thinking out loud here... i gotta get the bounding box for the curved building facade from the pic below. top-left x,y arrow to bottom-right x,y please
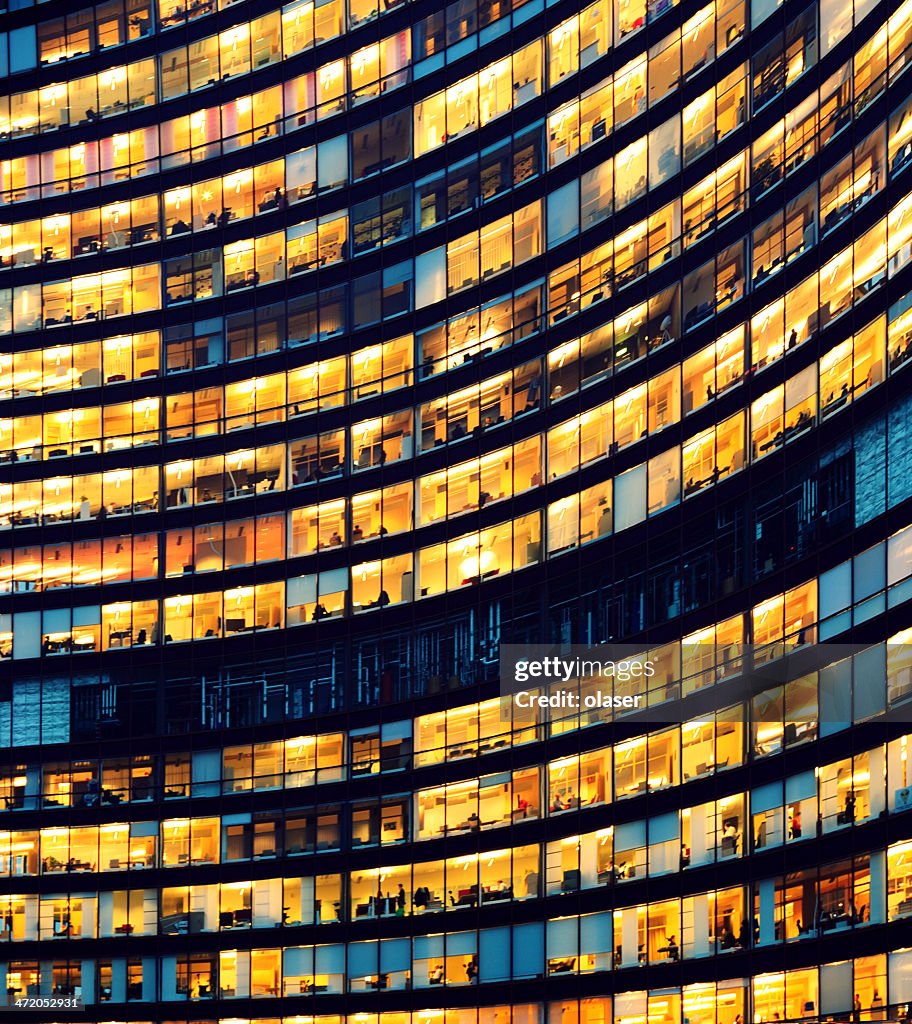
3,0 -> 912,1020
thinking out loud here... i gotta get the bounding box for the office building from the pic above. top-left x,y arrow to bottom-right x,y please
2,0 -> 912,1019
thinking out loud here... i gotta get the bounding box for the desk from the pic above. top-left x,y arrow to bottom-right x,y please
893,143 -> 912,175
478,738 -> 508,752
549,958 -> 576,974
226,272 -> 251,290
290,257 -> 320,274
481,887 -> 512,903
225,484 -> 256,500
357,896 -> 397,918
891,339 -> 912,370
684,472 -> 717,496
759,433 -> 784,454
818,910 -> 853,931
462,569 -> 500,585
129,224 -> 156,244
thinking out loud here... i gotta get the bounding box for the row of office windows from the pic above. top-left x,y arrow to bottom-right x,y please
0,306 -> 900,614
0,66 -> 750,311
0,54 -> 898,324
0,27 -> 410,139
6,363 -> 912,643
1,147 -> 910,414
0,386 -> 898,645
0,968 -> 842,1023
8,0 -> 422,75
2,981 -> 910,1024
0,0 -> 746,273
3,0 -> 584,84
1,88 -> 906,322
3,614 -> 912,800
4,729 -> 912,874
20,0 -> 833,157
411,4 -> 736,159
0,28 -> 807,232
0,211 -> 890,429
0,511 -> 534,654
3,0 -> 898,212
0,0 -> 637,144
2,839 -> 911,948
0,689 -> 749,805
4,34 -> 908,304
0,480 -> 793,643
544,0 -> 811,172
0,122 -> 536,262
0,296 -> 891,543
0,325 -> 428,399
410,0 -> 892,169
3,0 -> 876,165
0,138 -> 899,400
0,668 -> 808,802
3,920 -> 912,1008
3,110 -> 909,385
0,812 -> 856,913
7,534 -> 912,725
0,0 -> 153,74
0,249 -> 896,492
9,568 -> 912,796
0,440 -> 535,566
7,860 -> 912,990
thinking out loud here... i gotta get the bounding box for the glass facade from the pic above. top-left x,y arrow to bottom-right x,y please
3,0 -> 912,1019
